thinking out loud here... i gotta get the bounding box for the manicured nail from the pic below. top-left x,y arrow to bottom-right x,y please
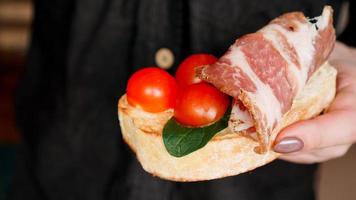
273,137 -> 304,153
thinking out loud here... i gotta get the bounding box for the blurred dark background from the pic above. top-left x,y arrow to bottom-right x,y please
0,0 -> 32,199
0,0 -> 355,200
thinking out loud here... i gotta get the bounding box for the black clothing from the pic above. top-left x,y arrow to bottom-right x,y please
13,0 -> 348,200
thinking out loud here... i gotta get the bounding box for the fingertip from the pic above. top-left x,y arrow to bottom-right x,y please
273,136 -> 304,153
275,119 -> 319,152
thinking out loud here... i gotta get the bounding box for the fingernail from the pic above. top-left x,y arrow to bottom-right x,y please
273,137 -> 304,153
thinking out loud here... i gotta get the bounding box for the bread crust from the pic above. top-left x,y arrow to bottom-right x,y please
118,63 -> 337,182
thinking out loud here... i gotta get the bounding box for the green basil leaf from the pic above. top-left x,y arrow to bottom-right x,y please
163,108 -> 231,157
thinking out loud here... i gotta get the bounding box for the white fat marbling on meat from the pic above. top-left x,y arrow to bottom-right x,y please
259,7 -> 331,98
229,100 -> 254,132
259,27 -> 303,92
226,7 -> 333,136
314,6 -> 332,30
266,21 -> 317,96
228,46 -> 282,129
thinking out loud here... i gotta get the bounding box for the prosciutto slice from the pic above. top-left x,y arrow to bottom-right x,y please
197,6 -> 335,152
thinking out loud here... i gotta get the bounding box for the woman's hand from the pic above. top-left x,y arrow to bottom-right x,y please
273,41 -> 356,164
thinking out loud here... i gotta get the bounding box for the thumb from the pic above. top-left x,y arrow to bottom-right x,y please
273,110 -> 355,153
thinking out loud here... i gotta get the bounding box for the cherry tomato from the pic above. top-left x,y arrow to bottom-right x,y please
126,67 -> 178,113
174,82 -> 230,127
175,54 -> 217,87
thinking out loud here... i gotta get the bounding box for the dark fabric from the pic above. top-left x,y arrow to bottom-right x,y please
13,0 -> 346,200
338,1 -> 356,46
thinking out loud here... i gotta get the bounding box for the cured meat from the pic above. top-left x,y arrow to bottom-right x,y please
197,6 -> 335,152
229,99 -> 254,133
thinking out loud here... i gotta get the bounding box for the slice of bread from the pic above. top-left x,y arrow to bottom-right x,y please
118,62 -> 337,182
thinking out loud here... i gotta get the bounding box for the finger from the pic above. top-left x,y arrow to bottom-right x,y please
279,144 -> 351,164
329,61 -> 356,92
329,42 -> 356,64
275,109 -> 356,152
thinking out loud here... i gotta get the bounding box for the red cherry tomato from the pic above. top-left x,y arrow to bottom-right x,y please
174,82 -> 230,127
175,54 -> 217,87
126,67 -> 178,113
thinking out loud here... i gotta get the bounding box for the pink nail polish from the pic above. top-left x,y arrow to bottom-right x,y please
273,137 -> 304,153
